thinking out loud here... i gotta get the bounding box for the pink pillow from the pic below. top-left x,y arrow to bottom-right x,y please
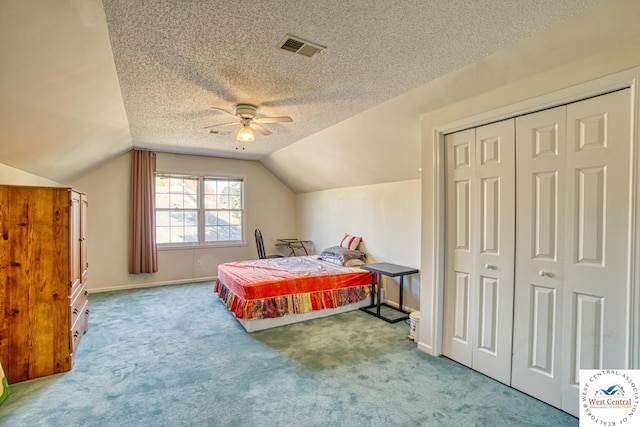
340,234 -> 361,250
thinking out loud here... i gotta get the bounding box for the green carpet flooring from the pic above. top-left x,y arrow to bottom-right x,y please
0,282 -> 578,426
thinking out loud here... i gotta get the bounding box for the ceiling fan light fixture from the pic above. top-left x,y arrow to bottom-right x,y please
206,103 -> 292,148
237,124 -> 254,142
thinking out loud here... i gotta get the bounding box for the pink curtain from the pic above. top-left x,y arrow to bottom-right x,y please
129,150 -> 158,274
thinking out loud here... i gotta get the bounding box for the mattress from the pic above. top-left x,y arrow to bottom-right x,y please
214,256 -> 372,320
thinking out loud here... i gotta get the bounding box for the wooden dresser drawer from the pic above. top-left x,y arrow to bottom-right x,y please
69,279 -> 83,301
70,299 -> 89,356
69,284 -> 88,327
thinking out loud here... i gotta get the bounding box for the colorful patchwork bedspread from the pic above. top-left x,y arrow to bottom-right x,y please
214,256 -> 372,319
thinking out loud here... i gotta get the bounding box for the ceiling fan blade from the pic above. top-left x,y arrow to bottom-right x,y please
203,121 -> 238,129
254,116 -> 293,124
252,123 -> 272,136
210,106 -> 237,117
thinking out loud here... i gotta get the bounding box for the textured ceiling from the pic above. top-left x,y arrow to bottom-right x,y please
0,0 -> 605,186
102,0 -> 603,160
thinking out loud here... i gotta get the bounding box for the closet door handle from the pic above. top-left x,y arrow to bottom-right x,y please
539,270 -> 548,277
485,264 -> 496,270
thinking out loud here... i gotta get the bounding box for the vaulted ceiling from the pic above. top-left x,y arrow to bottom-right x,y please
0,0 -> 605,191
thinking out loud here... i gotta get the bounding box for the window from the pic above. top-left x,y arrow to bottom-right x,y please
155,174 -> 244,246
203,177 -> 243,242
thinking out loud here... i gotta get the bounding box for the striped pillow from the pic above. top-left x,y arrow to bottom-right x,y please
340,234 -> 361,250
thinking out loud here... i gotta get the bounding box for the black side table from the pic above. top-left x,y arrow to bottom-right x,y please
360,262 -> 419,323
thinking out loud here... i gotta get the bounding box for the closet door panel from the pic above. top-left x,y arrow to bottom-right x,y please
444,121 -> 515,385
533,171 -> 558,259
444,129 -> 476,367
512,106 -> 566,407
529,285 -> 556,372
561,89 -> 631,416
452,272 -> 470,343
478,276 -> 498,353
471,120 -> 515,385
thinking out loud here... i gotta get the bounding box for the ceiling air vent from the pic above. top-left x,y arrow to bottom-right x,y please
278,34 -> 325,58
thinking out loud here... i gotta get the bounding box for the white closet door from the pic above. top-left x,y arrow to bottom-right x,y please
512,89 -> 632,416
444,120 -> 515,385
561,89 -> 632,416
472,120 -> 516,384
444,128 -> 476,368
512,106 -> 567,407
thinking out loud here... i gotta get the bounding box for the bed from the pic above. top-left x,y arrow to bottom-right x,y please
214,254 -> 373,332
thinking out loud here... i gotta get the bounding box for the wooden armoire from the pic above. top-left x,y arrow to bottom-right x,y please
0,185 -> 89,383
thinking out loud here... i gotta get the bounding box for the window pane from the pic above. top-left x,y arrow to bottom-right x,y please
218,195 -> 229,209
229,194 -> 242,209
229,210 -> 242,225
156,193 -> 170,209
217,210 -> 230,225
217,225 -> 230,241
204,194 -> 216,210
169,193 -> 184,209
156,176 -> 170,193
204,179 -> 216,195
183,192 -> 197,209
184,211 -> 197,225
170,210 -> 185,226
204,211 -> 218,226
229,182 -> 241,198
205,226 -> 217,241
156,211 -> 170,226
157,175 -> 243,245
204,178 -> 244,210
169,226 -> 183,243
229,225 -> 241,240
183,226 -> 197,242
203,207 -> 243,242
157,228 -> 170,244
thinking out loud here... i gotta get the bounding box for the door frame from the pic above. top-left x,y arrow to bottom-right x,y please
421,67 -> 640,369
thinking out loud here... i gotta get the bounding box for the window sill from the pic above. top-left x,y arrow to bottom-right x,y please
157,242 -> 245,251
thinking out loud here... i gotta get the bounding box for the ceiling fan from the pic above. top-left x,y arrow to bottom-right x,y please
205,103 -> 293,149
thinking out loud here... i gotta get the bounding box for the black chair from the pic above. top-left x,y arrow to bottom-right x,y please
255,228 -> 284,259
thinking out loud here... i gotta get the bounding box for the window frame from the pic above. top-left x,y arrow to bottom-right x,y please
155,172 -> 247,249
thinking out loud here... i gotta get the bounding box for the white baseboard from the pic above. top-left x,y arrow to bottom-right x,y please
88,276 -> 217,293
417,341 -> 433,355
381,298 -> 418,313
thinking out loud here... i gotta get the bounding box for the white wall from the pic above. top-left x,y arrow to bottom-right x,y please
296,179 -> 421,311
419,0 -> 640,354
0,162 -> 65,187
262,94 -> 422,193
70,151 -> 296,292
0,0 -> 131,184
